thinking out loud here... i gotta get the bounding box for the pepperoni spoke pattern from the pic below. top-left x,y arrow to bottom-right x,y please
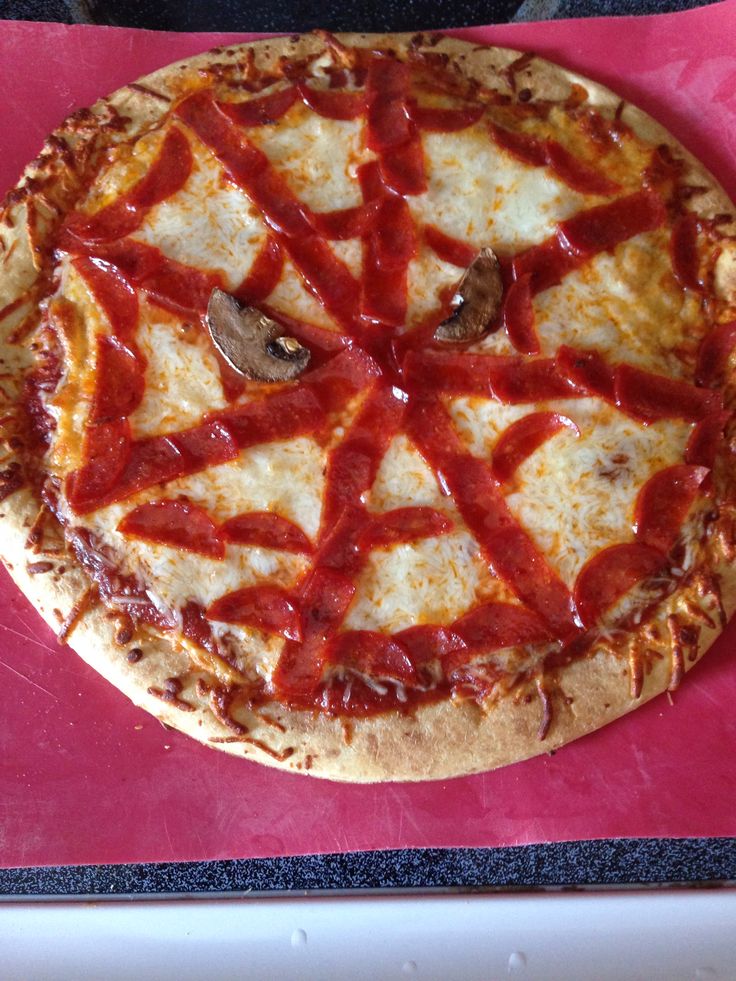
52,50 -> 728,719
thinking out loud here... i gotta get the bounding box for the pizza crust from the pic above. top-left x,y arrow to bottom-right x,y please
1,31 -> 735,782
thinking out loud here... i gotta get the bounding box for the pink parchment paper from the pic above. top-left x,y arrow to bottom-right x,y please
1,3 -> 736,868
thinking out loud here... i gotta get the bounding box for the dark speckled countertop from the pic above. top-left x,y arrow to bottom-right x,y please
0,0 -> 733,898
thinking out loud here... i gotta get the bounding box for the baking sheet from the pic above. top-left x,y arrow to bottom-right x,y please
1,2 -> 736,868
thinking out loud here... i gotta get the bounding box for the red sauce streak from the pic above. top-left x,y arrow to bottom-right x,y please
633,464 -> 710,554
208,586 -> 301,641
218,86 -> 297,126
118,499 -> 225,559
573,543 -> 666,629
222,512 -> 313,553
424,224 -> 476,268
62,128 -> 192,244
492,412 -> 579,484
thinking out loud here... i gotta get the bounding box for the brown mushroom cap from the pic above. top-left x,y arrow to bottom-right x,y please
434,247 -> 503,343
206,288 -> 310,382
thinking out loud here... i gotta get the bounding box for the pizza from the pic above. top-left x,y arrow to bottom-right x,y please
1,31 -> 735,782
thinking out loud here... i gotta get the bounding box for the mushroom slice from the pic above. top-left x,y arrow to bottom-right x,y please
434,247 -> 503,343
206,288 -> 310,382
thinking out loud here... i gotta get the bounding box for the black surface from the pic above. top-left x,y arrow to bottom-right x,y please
1,840 -> 736,897
0,0 -> 731,897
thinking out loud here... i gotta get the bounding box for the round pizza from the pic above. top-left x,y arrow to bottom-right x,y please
1,31 -> 735,782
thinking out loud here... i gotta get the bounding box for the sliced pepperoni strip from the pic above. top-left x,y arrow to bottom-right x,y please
511,236 -> 578,295
634,464 -> 710,554
423,224 -> 477,268
557,190 -> 666,255
365,55 -> 414,151
280,232 -> 361,330
72,257 -> 139,339
273,568 -> 356,698
393,624 -> 465,669
234,236 -> 283,304
90,336 -> 145,423
614,363 -> 723,424
217,86 -> 298,127
221,512 -> 312,553
310,202 -> 378,239
322,384 -> 406,530
66,419 -> 131,514
62,127 -> 193,244
221,386 -> 324,448
695,321 -> 736,387
407,398 -> 577,638
492,412 -> 579,484
409,102 -> 484,132
207,585 -> 301,641
297,81 -> 366,119
301,346 -> 381,413
671,212 -> 702,291
574,542 -> 666,629
544,140 -> 620,196
118,500 -> 225,559
489,123 -> 546,166
501,273 -> 538,355
181,602 -> 219,656
379,135 -> 427,197
489,357 -> 582,403
452,602 -> 550,652
362,507 -> 453,548
556,344 -> 616,402
83,238 -> 222,318
374,196 -> 417,270
685,412 -> 730,468
327,630 -> 417,684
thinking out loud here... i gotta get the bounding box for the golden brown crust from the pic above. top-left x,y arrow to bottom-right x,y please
1,31 -> 735,782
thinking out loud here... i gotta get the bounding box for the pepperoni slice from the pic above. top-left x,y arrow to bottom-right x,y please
489,358 -> 581,403
489,123 -> 547,167
297,81 -> 366,119
393,624 -> 465,669
366,56 -> 414,151
234,237 -> 283,304
557,190 -> 666,255
410,103 -> 484,132
327,630 -> 417,684
90,337 -> 145,424
379,135 -> 427,197
62,127 -> 192,244
492,412 -> 579,484
362,507 -> 453,548
556,344 -> 616,402
221,386 -> 324,448
573,542 -> 666,629
685,412 -> 730,468
695,321 -> 736,387
118,500 -> 225,559
614,363 -> 723,424
452,602 -> 550,652
221,512 -> 312,553
502,273 -> 538,354
544,140 -> 620,196
217,86 -> 298,127
423,225 -> 477,268
66,419 -> 131,514
511,236 -> 577,295
310,202 -> 378,239
72,257 -> 139,339
207,586 -> 301,641
671,212 -> 702,291
634,464 -> 710,554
